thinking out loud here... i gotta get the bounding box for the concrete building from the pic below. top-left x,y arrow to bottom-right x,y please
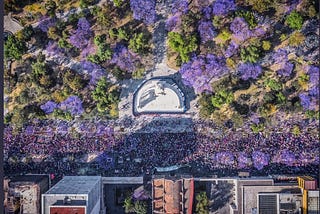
41,176 -> 103,214
297,176 -> 319,214
4,174 -> 50,214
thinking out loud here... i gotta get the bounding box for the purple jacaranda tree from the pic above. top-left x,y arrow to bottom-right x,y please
230,17 -> 252,42
212,0 -> 236,16
38,16 -> 56,32
58,96 -> 84,116
276,62 -> 294,77
215,151 -> 235,165
202,6 -> 213,20
198,20 -> 216,42
25,125 -> 34,135
252,151 -> 270,170
237,63 -> 263,80
237,152 -> 250,169
80,60 -> 101,71
224,40 -> 239,57
89,70 -> 107,85
40,101 -> 58,114
171,0 -> 189,14
179,54 -> 229,93
110,45 -> 140,73
278,149 -> 296,166
130,0 -> 156,25
165,14 -> 182,32
272,48 -> 289,64
46,40 -> 65,57
69,18 -> 92,49
81,41 -> 96,59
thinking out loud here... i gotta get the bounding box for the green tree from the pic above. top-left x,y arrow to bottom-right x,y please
123,197 -> 134,213
235,10 -> 257,29
211,90 -> 234,109
45,0 -> 57,17
53,109 -> 73,121
4,35 -> 27,60
63,69 -> 86,91
47,26 -> 60,40
196,192 -> 209,214
199,93 -> 215,118
92,77 -> 120,114
168,32 -> 198,63
133,201 -> 147,214
262,40 -> 271,51
264,78 -> 282,91
286,11 -> 303,30
31,56 -> 46,79
129,33 -> 149,53
288,31 -> 305,46
250,123 -> 264,133
245,0 -> 274,13
113,0 -> 124,7
240,45 -> 260,63
16,25 -> 34,42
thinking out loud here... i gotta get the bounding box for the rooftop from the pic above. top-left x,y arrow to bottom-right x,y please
45,176 -> 101,195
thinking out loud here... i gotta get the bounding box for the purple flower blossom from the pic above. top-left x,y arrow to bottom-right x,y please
252,151 -> 270,170
252,27 -> 266,37
90,69 -> 107,85
165,14 -> 182,32
212,0 -> 236,16
80,60 -> 101,71
230,17 -> 252,42
46,41 -> 65,57
307,65 -> 319,87
179,54 -> 229,93
130,0 -> 156,25
308,86 -> 318,97
198,20 -> 216,42
202,6 -> 213,20
224,40 -> 239,57
279,149 -> 296,166
38,16 -> 56,32
299,93 -> 311,110
238,63 -> 263,80
215,151 -> 235,165
25,126 -> 34,135
40,101 -> 58,114
237,152 -> 250,169
59,96 -> 84,116
273,48 -> 288,64
69,18 -> 92,49
171,0 -> 189,14
277,62 -> 294,77
80,41 -> 96,59
110,45 -> 140,73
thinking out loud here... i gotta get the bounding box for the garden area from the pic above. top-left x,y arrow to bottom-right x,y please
4,0 -> 155,129
165,0 -> 319,132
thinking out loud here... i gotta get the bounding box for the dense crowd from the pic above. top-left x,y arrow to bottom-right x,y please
4,117 -> 319,180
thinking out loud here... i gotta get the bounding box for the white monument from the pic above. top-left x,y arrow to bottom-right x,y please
133,78 -> 185,114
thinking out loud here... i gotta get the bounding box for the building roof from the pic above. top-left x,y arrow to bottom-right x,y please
45,176 -> 101,195
152,178 -> 194,214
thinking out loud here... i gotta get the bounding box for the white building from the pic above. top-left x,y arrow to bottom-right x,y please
41,176 -> 103,214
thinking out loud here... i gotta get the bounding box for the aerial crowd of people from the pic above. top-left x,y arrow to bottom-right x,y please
4,118 -> 319,180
